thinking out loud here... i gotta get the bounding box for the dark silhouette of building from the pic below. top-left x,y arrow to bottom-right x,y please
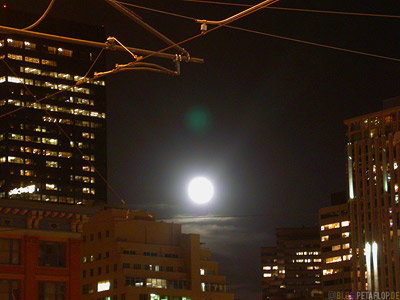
261,227 -> 322,300
0,10 -> 107,205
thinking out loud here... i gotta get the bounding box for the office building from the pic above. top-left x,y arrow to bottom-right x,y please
0,11 -> 107,205
345,98 -> 400,291
319,203 -> 352,296
261,227 -> 322,300
0,198 -> 92,300
81,208 -> 234,300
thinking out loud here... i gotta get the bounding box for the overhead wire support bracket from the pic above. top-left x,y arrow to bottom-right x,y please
103,0 -> 190,59
196,0 -> 278,30
0,25 -> 203,64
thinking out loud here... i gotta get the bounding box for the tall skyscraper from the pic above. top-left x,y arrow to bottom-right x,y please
345,97 -> 400,291
261,227 -> 322,300
0,12 -> 107,205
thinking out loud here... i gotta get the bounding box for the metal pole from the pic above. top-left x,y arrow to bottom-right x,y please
0,25 -> 204,64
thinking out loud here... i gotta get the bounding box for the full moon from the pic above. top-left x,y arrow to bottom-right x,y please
188,177 -> 214,204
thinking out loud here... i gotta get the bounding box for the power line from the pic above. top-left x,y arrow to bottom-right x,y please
225,24 -> 400,62
119,2 -> 400,62
23,0 -> 56,30
182,0 -> 400,19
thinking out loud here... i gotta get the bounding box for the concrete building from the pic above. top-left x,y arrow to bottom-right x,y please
319,203 -> 352,296
0,198 -> 92,300
261,227 -> 322,300
0,11 -> 107,205
345,98 -> 400,291
81,208 -> 234,300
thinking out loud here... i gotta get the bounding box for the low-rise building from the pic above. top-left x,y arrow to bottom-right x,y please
0,199 -> 91,300
81,208 -> 234,300
261,227 -> 322,300
319,203 -> 352,297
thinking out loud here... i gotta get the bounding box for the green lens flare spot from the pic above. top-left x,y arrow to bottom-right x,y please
185,106 -> 211,134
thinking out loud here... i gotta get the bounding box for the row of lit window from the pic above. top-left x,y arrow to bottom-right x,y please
0,99 -> 106,118
323,268 -> 341,276
321,221 -> 350,231
321,232 -> 350,241
41,116 -> 102,128
1,39 -> 73,57
1,53 -> 57,66
0,156 -> 94,172
330,243 -> 350,251
294,258 -> 321,263
201,282 -> 226,293
20,66 -> 105,85
296,251 -> 319,256
263,265 -> 278,270
4,192 -> 86,204
7,145 -> 95,161
325,254 -> 352,264
9,146 -> 72,158
1,75 -> 92,95
7,133 -> 58,144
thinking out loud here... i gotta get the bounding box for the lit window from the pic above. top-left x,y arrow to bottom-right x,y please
343,243 -> 350,249
7,53 -> 23,61
323,223 -> 340,230
41,59 -> 57,67
325,256 -> 341,264
342,254 -> 352,261
200,268 -> 205,275
45,184 -> 57,191
24,41 -> 36,50
313,258 -> 321,262
332,245 -> 341,251
263,266 -> 271,270
46,161 -> 58,168
8,76 -> 24,83
342,232 -> 350,238
321,235 -> 329,241
97,280 -> 110,292
25,56 -> 40,64
7,39 -> 23,48
263,273 -> 272,277
272,266 -> 278,270
341,221 -> 350,227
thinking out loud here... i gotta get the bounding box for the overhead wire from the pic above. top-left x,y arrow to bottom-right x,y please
182,0 -> 400,19
117,1 -> 400,62
1,49 -> 126,206
23,0 -> 57,30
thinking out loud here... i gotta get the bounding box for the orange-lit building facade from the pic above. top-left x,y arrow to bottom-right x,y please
0,199 -> 90,300
345,100 -> 400,291
81,208 -> 234,300
319,203 -> 352,297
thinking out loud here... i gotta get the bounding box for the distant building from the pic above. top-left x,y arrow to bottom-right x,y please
345,100 -> 400,291
0,198 -> 92,300
0,11 -> 107,205
81,208 -> 234,300
319,203 -> 352,296
261,227 -> 322,300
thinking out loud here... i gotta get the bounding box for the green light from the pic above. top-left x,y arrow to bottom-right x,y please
185,106 -> 211,134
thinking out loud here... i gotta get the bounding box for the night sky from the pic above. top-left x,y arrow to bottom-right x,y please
3,0 -> 400,298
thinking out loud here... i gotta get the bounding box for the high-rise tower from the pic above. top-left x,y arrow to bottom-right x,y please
0,12 -> 107,205
345,97 -> 400,291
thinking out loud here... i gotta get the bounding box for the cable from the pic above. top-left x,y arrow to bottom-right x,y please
182,0 -> 400,19
135,0 -> 280,63
118,2 -> 400,62
23,0 -> 56,30
1,50 -> 126,206
224,24 -> 400,62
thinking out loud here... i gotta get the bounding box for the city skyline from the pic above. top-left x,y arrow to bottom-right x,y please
1,0 -> 400,298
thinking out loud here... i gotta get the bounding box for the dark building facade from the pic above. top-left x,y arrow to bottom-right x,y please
261,227 -> 322,300
0,12 -> 107,205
